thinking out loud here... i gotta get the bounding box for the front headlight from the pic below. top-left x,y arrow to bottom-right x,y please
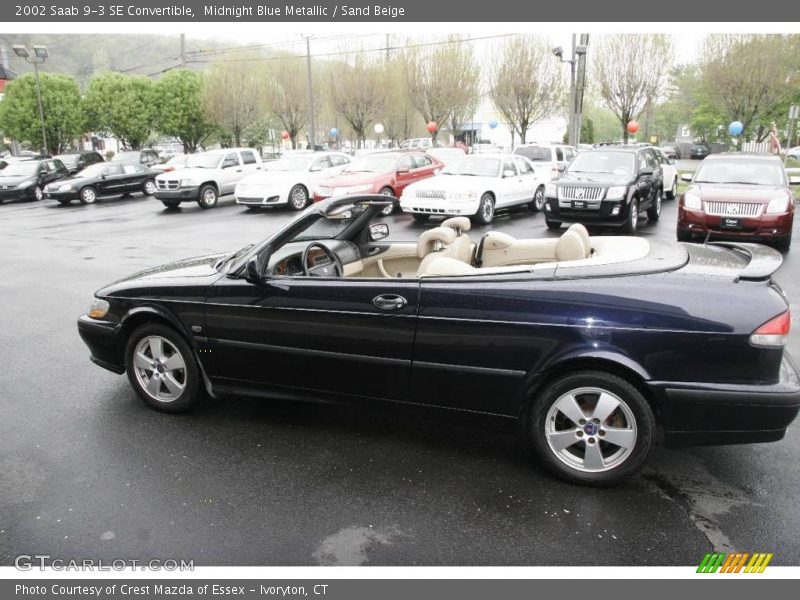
683,192 -> 702,210
87,297 -> 110,319
16,178 -> 36,189
766,196 -> 790,214
605,186 -> 627,201
446,190 -> 477,201
545,183 -> 557,197
179,179 -> 197,187
57,183 -> 74,192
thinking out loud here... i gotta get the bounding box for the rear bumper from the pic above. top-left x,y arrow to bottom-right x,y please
77,315 -> 124,374
652,354 -> 800,446
0,187 -> 35,202
154,186 -> 200,201
678,207 -> 793,239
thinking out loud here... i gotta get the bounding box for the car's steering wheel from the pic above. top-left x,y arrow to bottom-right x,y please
302,242 -> 343,277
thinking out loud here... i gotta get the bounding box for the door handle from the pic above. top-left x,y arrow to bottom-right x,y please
372,294 -> 407,311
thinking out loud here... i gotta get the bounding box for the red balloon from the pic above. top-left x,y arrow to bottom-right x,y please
281,131 -> 290,140
426,121 -> 438,134
626,120 -> 639,134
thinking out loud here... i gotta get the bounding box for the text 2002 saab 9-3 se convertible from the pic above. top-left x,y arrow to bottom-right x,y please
78,196 -> 800,485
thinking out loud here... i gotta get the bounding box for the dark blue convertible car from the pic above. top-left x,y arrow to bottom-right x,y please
78,196 -> 800,485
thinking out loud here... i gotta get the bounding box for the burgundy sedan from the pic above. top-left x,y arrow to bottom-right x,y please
677,154 -> 798,251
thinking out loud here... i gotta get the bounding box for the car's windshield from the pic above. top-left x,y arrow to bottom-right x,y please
694,160 -> 786,186
269,157 -> 314,172
166,155 -> 188,166
77,163 -> 106,178
112,152 -> 139,162
442,157 -> 501,177
55,155 -> 79,166
291,205 -> 368,242
0,162 -> 38,177
343,155 -> 398,173
186,153 -> 224,169
567,151 -> 634,176
514,146 -> 551,162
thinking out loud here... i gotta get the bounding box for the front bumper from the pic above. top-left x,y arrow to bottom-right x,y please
45,189 -> 80,201
653,353 -> 800,446
0,186 -> 36,202
235,189 -> 286,206
154,186 -> 200,202
678,207 -> 793,240
544,197 -> 630,226
77,315 -> 124,374
400,198 -> 479,217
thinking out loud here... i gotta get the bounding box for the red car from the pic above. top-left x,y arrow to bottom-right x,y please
313,151 -> 443,213
677,153 -> 798,251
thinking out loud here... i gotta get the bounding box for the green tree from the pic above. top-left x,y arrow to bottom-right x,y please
153,69 -> 213,153
84,72 -> 155,149
0,72 -> 85,154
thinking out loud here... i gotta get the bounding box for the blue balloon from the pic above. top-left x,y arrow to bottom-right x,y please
329,127 -> 339,138
728,121 -> 743,136
489,119 -> 498,129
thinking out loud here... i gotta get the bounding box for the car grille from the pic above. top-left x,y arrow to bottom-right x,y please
316,185 -> 333,197
415,189 -> 446,199
704,201 -> 762,218
558,186 -> 605,201
409,207 -> 449,214
157,180 -> 179,190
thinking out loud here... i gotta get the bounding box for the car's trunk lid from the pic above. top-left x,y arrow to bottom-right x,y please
682,242 -> 783,281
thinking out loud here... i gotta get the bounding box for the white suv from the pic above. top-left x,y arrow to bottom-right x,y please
154,148 -> 262,209
513,143 -> 576,182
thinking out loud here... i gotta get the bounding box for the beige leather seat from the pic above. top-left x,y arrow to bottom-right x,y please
477,223 -> 592,268
441,216 -> 474,264
415,227 -> 458,276
555,227 -> 590,262
566,223 -> 592,255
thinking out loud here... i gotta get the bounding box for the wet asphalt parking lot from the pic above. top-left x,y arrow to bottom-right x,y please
1,166 -> 799,566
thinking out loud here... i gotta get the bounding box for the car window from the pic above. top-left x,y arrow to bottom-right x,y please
105,164 -> 125,176
38,161 -> 52,173
223,153 -> 240,168
330,155 -> 349,166
311,157 -> 333,171
564,148 -> 575,161
502,160 -> 517,176
397,156 -> 414,171
514,158 -> 534,174
241,150 -> 257,165
555,148 -> 564,161
413,155 -> 432,168
514,146 -> 551,162
51,160 -> 66,172
122,164 -> 140,174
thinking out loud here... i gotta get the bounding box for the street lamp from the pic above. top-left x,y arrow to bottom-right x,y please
553,37 -> 588,147
13,44 -> 48,155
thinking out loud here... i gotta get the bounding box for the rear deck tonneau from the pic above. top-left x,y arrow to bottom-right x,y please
707,242 -> 784,281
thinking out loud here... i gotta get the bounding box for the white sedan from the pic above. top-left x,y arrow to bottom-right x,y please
235,151 -> 351,211
399,154 -> 548,225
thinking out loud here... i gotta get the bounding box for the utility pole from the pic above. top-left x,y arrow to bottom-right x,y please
786,104 -> 799,166
303,35 -> 316,150
573,34 -> 589,146
13,45 -> 48,154
553,36 -> 588,148
386,33 -> 391,60
180,33 -> 186,67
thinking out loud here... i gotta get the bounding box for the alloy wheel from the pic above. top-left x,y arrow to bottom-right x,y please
34,186 -> 43,201
81,187 -> 96,204
533,187 -> 545,210
132,336 -> 187,403
544,386 -> 638,473
144,180 -> 156,195
290,185 -> 308,210
482,197 -> 494,222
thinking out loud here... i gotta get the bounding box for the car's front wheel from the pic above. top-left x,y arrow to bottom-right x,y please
379,187 -> 396,215
647,191 -> 662,221
622,198 -> 639,234
676,228 -> 692,242
473,193 -> 495,225
528,370 -> 655,486
289,184 -> 309,210
773,234 -> 792,252
530,185 -> 546,212
665,177 -> 677,200
545,219 -> 562,231
125,323 -> 200,413
161,200 -> 180,209
143,179 -> 156,196
79,186 -> 97,204
197,184 -> 218,209
33,185 -> 43,201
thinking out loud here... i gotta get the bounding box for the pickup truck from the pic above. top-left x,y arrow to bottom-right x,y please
154,148 -> 263,209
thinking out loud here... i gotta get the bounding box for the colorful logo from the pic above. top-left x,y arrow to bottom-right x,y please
697,552 -> 773,573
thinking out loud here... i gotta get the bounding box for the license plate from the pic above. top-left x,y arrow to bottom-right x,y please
572,201 -> 586,209
721,217 -> 741,229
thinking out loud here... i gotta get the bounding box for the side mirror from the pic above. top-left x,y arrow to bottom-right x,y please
100,173 -> 107,179
369,223 -> 390,242
245,255 -> 265,284
681,172 -> 693,182
557,164 -> 567,173
503,169 -> 516,178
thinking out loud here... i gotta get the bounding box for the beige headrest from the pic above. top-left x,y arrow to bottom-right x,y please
567,223 -> 591,252
482,231 -> 516,250
555,229 -> 589,262
441,216 -> 471,234
419,256 -> 476,277
417,226 -> 457,258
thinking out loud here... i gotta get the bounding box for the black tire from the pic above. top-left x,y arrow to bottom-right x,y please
57,198 -> 72,206
379,187 -> 396,215
545,219 -> 562,231
124,323 -> 201,414
665,177 -> 677,200
79,186 -> 97,205
197,184 -> 218,209
530,185 -> 546,212
245,205 -> 262,212
161,200 -> 181,209
143,179 -> 157,196
676,228 -> 692,242
32,185 -> 43,201
622,198 -> 639,234
646,190 -> 662,221
412,214 -> 430,223
773,235 -> 792,252
473,193 -> 495,225
288,184 -> 309,211
528,370 -> 655,486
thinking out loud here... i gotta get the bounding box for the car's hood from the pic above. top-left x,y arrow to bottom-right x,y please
238,171 -> 301,186
97,252 -> 227,296
0,175 -> 35,187
319,171 -> 384,187
157,167 -> 216,180
688,183 -> 789,202
405,174 -> 496,191
557,172 -> 630,185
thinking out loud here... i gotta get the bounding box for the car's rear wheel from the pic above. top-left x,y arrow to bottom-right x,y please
143,179 -> 156,196
473,193 -> 495,225
528,370 -> 655,486
379,187 -> 395,215
545,219 -> 562,231
646,191 -> 661,221
161,200 -> 180,209
79,186 -> 97,204
622,198 -> 639,234
197,184 -> 218,209
665,177 -> 677,200
530,185 -> 546,212
289,184 -> 309,210
125,323 -> 200,413
412,214 -> 430,223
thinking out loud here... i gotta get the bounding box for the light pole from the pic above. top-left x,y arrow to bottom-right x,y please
552,36 -> 588,147
301,35 -> 316,150
13,45 -> 48,155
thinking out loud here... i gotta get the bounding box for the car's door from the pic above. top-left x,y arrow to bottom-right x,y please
220,152 -> 243,193
203,270 -> 420,401
239,150 -> 262,175
34,161 -> 52,187
513,157 -> 537,203
120,163 -> 148,191
97,163 -> 128,195
393,155 -> 416,194
634,152 -> 655,207
496,159 -> 519,207
49,159 -> 70,183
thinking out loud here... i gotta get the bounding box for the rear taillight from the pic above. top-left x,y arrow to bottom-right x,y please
750,311 -> 791,348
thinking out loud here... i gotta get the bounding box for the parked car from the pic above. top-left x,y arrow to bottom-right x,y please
158,148 -> 182,161
54,151 -> 105,175
652,147 -> 679,199
77,196 -> 800,486
543,146 -> 664,233
112,149 -> 162,168
400,154 -> 548,225
689,142 -> 711,160
399,138 -> 432,150
0,158 -> 70,203
44,161 -> 158,205
659,145 -> 678,160
235,151 -> 351,211
154,148 -> 263,209
426,147 -> 467,166
513,142 -> 577,182
151,154 -> 190,174
313,151 -> 443,215
677,153 -> 797,250
786,146 -> 800,160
